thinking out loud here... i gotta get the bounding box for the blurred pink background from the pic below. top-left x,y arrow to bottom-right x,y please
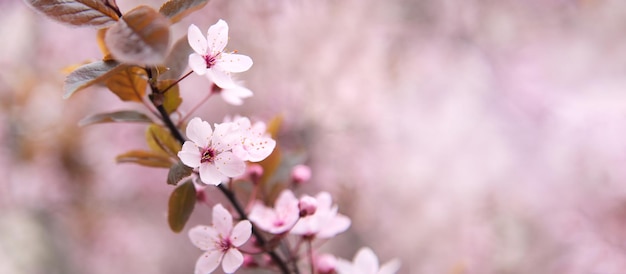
3,0 -> 626,273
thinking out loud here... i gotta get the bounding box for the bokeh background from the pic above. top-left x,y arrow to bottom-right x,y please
3,0 -> 626,273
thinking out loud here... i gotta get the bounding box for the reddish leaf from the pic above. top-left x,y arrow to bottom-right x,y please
25,0 -> 120,28
105,66 -> 148,102
116,150 -> 173,168
105,5 -> 170,65
168,179 -> 196,232
78,110 -> 152,126
159,0 -> 209,24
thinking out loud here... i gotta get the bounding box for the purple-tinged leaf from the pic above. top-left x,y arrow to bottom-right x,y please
25,0 -> 120,28
160,35 -> 193,81
78,110 -> 153,127
63,60 -> 125,99
167,161 -> 193,185
168,179 -> 196,232
105,5 -> 170,65
159,0 -> 209,24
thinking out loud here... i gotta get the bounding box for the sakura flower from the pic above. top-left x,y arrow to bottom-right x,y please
290,192 -> 351,239
249,189 -> 300,234
177,117 -> 246,185
188,204 -> 252,274
211,81 -> 253,106
230,116 -> 276,162
188,20 -> 253,88
336,247 -> 401,274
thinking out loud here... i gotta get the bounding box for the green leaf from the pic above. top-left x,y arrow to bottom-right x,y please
25,0 -> 119,28
167,161 -> 193,185
105,5 -> 170,65
168,179 -> 196,232
157,80 -> 182,114
63,60 -> 125,99
105,66 -> 148,101
159,0 -> 209,24
160,35 -> 193,81
116,150 -> 173,168
78,110 -> 153,126
146,124 -> 182,157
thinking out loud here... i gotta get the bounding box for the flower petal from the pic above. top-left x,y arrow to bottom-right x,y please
188,225 -> 220,251
378,259 -> 401,274
207,68 -> 235,89
199,163 -> 225,186
189,53 -> 207,75
214,151 -> 246,178
212,204 -> 233,237
220,85 -> 253,106
195,250 -> 223,274
186,117 -> 212,147
317,213 -> 351,239
178,141 -> 201,168
211,122 -> 239,152
354,247 -> 379,274
218,53 -> 253,73
221,248 -> 244,273
188,24 -> 208,55
207,19 -> 229,54
248,203 -> 276,232
230,220 -> 252,247
335,259 -> 356,274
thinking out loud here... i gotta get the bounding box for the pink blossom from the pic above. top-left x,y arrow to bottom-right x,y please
290,192 -> 350,239
248,189 -> 300,234
336,247 -> 400,274
230,116 -> 276,162
188,204 -> 252,274
188,20 -> 253,88
177,117 -> 245,185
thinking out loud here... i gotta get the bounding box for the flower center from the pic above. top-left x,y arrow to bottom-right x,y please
200,147 -> 216,163
218,238 -> 232,253
204,52 -> 221,68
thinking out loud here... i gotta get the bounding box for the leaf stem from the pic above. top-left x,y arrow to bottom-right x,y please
162,70 -> 194,94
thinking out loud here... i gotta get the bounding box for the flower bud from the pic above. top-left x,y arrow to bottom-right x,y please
315,254 -> 337,274
291,164 -> 312,185
299,195 -> 318,217
246,164 -> 264,184
242,254 -> 258,268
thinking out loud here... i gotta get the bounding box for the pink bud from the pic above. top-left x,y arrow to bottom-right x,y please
195,184 -> 207,203
299,195 -> 317,217
246,164 -> 264,183
291,164 -> 312,184
242,254 -> 258,268
315,254 -> 337,274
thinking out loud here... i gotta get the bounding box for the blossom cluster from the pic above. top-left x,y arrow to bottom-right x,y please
182,20 -> 401,274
